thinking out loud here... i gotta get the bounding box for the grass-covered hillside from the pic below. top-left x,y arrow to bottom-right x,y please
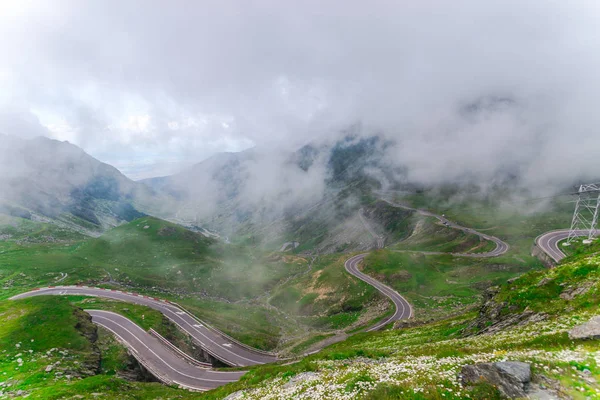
75,216 -> 308,301
4,230 -> 595,399
397,189 -> 573,259
362,249 -> 539,320
0,216 -> 311,350
199,237 -> 600,400
269,253 -> 389,352
0,296 -> 201,399
391,214 -> 496,254
0,192 -> 556,354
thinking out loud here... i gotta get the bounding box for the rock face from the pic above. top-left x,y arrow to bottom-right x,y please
462,286 -> 547,336
560,281 -> 594,301
461,361 -> 531,398
569,316 -> 600,340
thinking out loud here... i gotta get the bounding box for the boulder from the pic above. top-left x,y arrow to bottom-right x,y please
495,362 -> 531,383
461,361 -> 531,398
569,316 -> 600,340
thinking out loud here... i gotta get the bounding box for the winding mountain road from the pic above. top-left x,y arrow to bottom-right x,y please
344,254 -> 413,331
10,286 -> 276,367
344,199 -> 510,331
380,198 -> 509,257
535,229 -> 592,263
10,198 -> 578,392
88,310 -> 245,391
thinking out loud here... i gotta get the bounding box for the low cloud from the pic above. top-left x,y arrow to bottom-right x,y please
0,0 -> 598,190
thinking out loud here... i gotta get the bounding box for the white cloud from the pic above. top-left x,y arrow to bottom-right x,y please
0,0 -> 598,184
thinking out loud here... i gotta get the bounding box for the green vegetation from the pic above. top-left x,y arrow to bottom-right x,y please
198,239 -> 600,399
288,333 -> 336,355
9,245 -> 599,399
75,217 -> 308,301
70,297 -> 204,356
362,249 -> 538,319
0,216 -> 313,350
0,295 -> 209,399
2,186 -> 596,398
494,241 -> 600,315
269,253 -> 385,332
0,216 -> 87,242
392,215 -> 495,254
96,327 -> 131,376
398,189 -> 573,259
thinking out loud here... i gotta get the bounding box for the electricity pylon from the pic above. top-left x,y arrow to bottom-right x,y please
567,183 -> 600,243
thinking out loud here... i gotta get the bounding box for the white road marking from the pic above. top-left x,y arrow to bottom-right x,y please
91,312 -> 242,383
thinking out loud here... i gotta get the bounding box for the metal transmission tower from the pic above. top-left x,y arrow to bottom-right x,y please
567,183 -> 600,243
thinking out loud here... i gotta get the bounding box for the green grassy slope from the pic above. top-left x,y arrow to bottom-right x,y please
392,214 -> 496,254
399,190 -> 573,258
269,253 -> 384,332
200,238 -> 600,400
0,296 -> 200,399
362,249 -> 541,319
0,216 -> 310,350
75,216 -> 308,301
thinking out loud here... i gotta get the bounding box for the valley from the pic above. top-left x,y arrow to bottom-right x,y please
1,179 -> 588,398
0,108 -> 595,399
2,3 -> 600,398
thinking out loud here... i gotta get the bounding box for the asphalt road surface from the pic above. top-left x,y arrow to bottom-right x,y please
535,229 -> 593,262
10,286 -> 277,367
344,253 -> 413,331
344,198 -> 510,331
380,198 -> 510,257
88,310 -> 245,391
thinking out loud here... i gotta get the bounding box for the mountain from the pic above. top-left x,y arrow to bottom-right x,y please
0,135 -> 161,234
140,131 -> 401,250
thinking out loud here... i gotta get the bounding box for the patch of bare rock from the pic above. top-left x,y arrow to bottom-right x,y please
460,361 -> 566,399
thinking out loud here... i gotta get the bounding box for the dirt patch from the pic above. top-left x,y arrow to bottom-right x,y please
306,270 -> 334,301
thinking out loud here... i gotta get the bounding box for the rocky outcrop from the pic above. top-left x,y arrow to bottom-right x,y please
560,281 -> 594,301
462,286 -> 547,336
531,243 -> 556,268
461,361 -> 531,398
568,316 -> 600,340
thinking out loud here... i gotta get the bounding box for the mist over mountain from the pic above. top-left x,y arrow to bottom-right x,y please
1,1 -> 600,188
0,135 -> 155,233
1,0 -> 600,240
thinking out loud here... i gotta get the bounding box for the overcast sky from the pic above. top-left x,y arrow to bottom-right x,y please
0,0 -> 599,181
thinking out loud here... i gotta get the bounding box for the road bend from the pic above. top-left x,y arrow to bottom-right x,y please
380,198 -> 510,257
535,229 -> 594,263
346,198 -> 511,331
344,254 -> 413,331
88,310 -> 244,391
10,286 -> 277,367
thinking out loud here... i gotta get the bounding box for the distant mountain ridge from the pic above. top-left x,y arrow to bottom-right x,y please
0,135 -> 158,234
139,131 -> 397,248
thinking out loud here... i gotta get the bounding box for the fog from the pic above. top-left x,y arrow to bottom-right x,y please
1,0 -> 599,196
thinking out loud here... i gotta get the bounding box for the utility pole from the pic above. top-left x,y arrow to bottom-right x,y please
567,183 -> 600,243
